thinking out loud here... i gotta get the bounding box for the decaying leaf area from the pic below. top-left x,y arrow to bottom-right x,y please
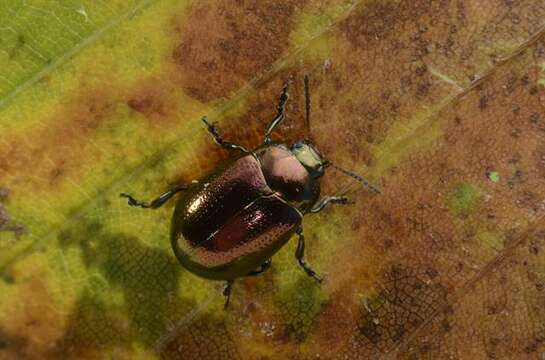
0,1 -> 544,359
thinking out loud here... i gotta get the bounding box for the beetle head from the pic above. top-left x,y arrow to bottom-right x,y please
288,75 -> 381,194
290,140 -> 327,178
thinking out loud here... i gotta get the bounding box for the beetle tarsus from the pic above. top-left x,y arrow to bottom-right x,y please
295,228 -> 323,283
120,193 -> 154,208
223,280 -> 234,309
309,196 -> 353,214
120,185 -> 187,209
202,117 -> 247,152
264,83 -> 289,144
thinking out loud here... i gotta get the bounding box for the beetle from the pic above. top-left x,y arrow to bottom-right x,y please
121,76 -> 379,308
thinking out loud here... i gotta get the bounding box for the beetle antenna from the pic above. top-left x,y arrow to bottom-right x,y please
304,75 -> 311,139
328,163 -> 381,194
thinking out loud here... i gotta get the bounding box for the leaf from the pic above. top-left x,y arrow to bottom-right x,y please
0,0 -> 544,359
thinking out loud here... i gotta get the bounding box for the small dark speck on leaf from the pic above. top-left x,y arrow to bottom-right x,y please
0,187 -> 26,239
479,95 -> 488,110
0,187 -> 9,201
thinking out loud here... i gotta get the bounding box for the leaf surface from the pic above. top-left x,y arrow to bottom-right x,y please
0,0 -> 544,359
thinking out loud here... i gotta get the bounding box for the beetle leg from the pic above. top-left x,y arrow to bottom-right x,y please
120,184 -> 187,209
223,280 -> 234,309
264,83 -> 289,144
295,228 -> 323,283
309,196 -> 353,214
246,259 -> 272,277
202,117 -> 248,152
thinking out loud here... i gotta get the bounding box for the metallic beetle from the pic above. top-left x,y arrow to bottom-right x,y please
121,76 -> 379,308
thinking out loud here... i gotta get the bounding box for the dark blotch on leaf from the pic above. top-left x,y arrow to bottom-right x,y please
0,328 -> 28,357
355,266 -> 447,352
57,219 -> 194,350
357,316 -> 381,345
53,292 -> 128,357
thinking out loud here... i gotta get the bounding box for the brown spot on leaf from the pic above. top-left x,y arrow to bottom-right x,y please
171,1 -> 306,103
0,87 -> 120,189
0,258 -> 66,359
158,315 -> 241,360
127,77 -> 179,123
352,266 -> 447,352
